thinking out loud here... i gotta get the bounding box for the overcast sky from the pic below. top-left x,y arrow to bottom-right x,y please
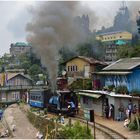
0,1 -> 138,56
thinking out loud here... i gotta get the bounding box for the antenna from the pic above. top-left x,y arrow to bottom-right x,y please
119,1 -> 127,14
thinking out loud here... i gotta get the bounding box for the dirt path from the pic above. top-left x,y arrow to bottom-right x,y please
4,104 -> 38,139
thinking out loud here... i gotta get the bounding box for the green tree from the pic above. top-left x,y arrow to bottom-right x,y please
57,121 -> 93,139
28,64 -> 43,81
76,40 -> 104,60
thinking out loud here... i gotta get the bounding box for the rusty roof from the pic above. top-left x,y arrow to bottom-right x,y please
62,56 -> 107,65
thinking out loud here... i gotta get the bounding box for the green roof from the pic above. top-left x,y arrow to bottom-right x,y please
14,42 -> 31,47
115,40 -> 126,45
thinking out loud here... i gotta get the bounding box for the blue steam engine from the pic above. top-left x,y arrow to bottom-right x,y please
29,77 -> 78,116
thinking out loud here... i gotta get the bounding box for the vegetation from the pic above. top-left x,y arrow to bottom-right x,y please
128,116 -> 140,131
27,110 -> 55,138
57,121 -> 93,139
76,40 -> 105,60
69,78 -> 92,90
115,85 -> 128,94
117,43 -> 140,59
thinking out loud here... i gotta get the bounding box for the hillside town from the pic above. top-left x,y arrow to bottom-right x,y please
0,1 -> 140,139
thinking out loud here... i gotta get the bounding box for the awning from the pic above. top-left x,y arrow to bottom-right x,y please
77,92 -> 102,98
96,71 -> 132,75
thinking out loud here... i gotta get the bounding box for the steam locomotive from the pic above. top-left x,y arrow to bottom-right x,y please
29,77 -> 78,116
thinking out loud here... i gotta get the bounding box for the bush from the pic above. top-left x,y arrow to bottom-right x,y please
128,116 -> 140,131
70,78 -> 92,90
107,85 -> 115,92
27,111 -> 55,138
57,121 -> 93,139
116,85 -> 128,94
128,121 -> 138,131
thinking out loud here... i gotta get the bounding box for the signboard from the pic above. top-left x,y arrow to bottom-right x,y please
84,109 -> 90,121
84,109 -> 94,122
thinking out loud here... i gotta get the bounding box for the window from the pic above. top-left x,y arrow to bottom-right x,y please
75,65 -> 78,71
67,66 -> 70,71
73,66 -> 75,71
12,93 -> 19,100
71,66 -> 73,71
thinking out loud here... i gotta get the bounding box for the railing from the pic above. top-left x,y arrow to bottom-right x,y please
0,85 -> 48,91
67,71 -> 84,77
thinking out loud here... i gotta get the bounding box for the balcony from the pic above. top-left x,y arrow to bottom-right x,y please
67,71 -> 84,78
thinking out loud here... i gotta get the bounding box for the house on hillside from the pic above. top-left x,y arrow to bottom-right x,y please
93,57 -> 140,94
0,73 -> 33,102
62,56 -> 107,78
96,31 -> 132,62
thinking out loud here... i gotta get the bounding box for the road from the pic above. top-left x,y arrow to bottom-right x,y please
3,104 -> 38,139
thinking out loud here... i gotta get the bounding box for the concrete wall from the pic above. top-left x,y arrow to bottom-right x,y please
80,96 -> 103,116
105,96 -> 139,120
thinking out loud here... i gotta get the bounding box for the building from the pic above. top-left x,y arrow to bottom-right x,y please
96,31 -> 132,62
77,90 -> 140,120
10,42 -> 31,57
62,56 -> 107,78
0,73 -> 33,102
94,57 -> 140,93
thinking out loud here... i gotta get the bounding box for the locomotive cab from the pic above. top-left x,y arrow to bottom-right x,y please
56,90 -> 78,115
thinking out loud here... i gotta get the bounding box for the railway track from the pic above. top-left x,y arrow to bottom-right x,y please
71,116 -> 127,139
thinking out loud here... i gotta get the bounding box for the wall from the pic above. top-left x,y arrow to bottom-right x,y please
66,58 -> 93,78
80,96 -> 103,116
96,31 -> 132,42
114,97 -> 139,120
1,91 -> 20,101
104,67 -> 140,93
128,67 -> 140,92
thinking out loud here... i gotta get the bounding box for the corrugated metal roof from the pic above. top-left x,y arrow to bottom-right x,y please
62,56 -> 107,65
0,73 -> 33,85
103,58 -> 140,70
97,71 -> 132,75
78,92 -> 102,98
77,90 -> 140,99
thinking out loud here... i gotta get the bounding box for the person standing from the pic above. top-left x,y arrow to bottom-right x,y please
105,104 -> 109,119
118,103 -> 124,121
128,99 -> 133,120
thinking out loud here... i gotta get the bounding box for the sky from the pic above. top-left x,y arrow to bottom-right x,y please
0,1 -> 138,57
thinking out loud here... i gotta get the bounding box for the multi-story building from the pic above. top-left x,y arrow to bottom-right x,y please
10,42 -> 31,57
62,56 -> 107,78
96,31 -> 132,62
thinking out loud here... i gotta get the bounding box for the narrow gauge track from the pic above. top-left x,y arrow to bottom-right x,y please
72,115 -> 127,139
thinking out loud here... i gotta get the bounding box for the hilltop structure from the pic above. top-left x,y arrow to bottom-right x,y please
96,31 -> 132,62
10,42 -> 31,57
